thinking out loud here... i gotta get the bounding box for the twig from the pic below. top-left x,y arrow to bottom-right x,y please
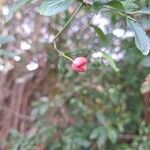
104,5 -> 137,22
53,41 -> 73,61
53,3 -> 84,41
52,3 -> 84,61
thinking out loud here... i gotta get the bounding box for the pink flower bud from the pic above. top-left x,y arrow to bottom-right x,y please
72,57 -> 87,72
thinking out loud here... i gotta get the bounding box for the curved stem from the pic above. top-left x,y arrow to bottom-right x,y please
53,3 -> 84,41
53,3 -> 84,61
53,41 -> 73,61
104,5 -> 136,22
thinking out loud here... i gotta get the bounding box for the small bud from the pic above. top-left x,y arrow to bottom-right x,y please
72,57 -> 87,72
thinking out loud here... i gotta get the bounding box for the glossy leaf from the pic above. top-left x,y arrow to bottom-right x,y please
39,0 -> 74,16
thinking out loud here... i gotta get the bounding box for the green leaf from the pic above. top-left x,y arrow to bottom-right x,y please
90,128 -> 101,140
0,49 -> 16,57
127,19 -> 150,55
90,24 -> 107,44
121,1 -> 139,13
97,127 -> 107,149
90,126 -> 107,148
135,8 -> 150,15
107,128 -> 118,143
92,51 -> 119,72
93,1 -> 103,11
39,0 -> 74,16
106,0 -> 124,10
0,35 -> 15,44
102,52 -> 119,72
6,0 -> 31,22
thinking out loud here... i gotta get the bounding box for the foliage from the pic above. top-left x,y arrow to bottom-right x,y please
1,0 -> 150,149
5,0 -> 150,55
8,47 -> 150,149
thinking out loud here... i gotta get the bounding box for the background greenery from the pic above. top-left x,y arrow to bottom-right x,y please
0,0 -> 150,149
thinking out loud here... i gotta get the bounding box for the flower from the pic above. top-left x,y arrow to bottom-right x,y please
72,57 -> 87,72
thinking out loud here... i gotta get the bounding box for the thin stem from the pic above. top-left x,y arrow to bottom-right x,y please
53,3 -> 84,41
52,3 -> 84,61
127,11 -> 146,15
127,11 -> 139,15
104,5 -> 136,22
53,41 -> 73,61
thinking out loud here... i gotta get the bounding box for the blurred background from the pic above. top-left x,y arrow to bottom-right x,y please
0,0 -> 150,149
